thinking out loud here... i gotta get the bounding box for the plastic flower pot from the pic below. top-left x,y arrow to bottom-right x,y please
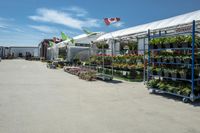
175,58 -> 182,63
157,43 -> 162,49
179,72 -> 187,79
165,43 -> 171,48
149,44 -> 154,49
195,57 -> 200,64
163,58 -> 168,63
181,42 -> 189,48
164,70 -> 169,77
157,57 -> 162,62
151,58 -> 156,62
157,70 -> 162,76
184,58 -> 192,64
169,57 -> 174,63
171,72 -> 177,78
172,43 -> 178,48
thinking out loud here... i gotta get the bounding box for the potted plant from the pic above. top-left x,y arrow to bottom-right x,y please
181,86 -> 191,96
149,39 -> 156,49
175,55 -> 182,63
183,56 -> 192,64
171,37 -> 178,48
164,69 -> 170,77
158,82 -> 167,91
165,84 -> 173,92
156,38 -> 162,49
178,69 -> 187,79
195,35 -> 200,48
195,52 -> 200,64
96,42 -> 109,49
163,37 -> 171,48
182,35 -> 192,48
147,79 -> 159,88
162,55 -> 168,63
155,55 -> 162,62
151,57 -> 156,63
152,67 -> 157,75
168,55 -> 175,63
156,68 -> 162,76
171,69 -> 178,78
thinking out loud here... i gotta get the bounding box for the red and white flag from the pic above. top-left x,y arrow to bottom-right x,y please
104,17 -> 120,25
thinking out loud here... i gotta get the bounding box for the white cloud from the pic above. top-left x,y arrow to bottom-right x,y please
29,8 -> 100,30
0,17 -> 10,29
65,6 -> 88,17
0,25 -> 8,29
112,22 -> 125,28
29,25 -> 58,33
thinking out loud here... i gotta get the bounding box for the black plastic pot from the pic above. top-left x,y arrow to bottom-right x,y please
195,58 -> 200,64
181,42 -> 189,48
163,58 -> 168,63
164,71 -> 170,77
184,58 -> 192,64
157,58 -> 162,62
157,70 -> 162,76
176,58 -> 182,63
172,43 -> 178,48
171,72 -> 177,78
157,44 -> 162,49
149,45 -> 154,49
179,72 -> 187,79
151,58 -> 156,62
164,43 -> 171,48
169,58 -> 174,63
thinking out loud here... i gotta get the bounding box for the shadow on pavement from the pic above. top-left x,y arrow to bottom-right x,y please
150,92 -> 200,106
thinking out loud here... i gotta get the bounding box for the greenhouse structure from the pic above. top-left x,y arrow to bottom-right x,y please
47,32 -> 104,61
93,9 -> 200,102
45,9 -> 200,102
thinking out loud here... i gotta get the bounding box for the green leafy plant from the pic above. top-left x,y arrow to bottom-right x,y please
178,69 -> 187,79
181,85 -> 191,96
147,79 -> 159,88
96,42 -> 109,49
183,56 -> 192,64
158,81 -> 167,91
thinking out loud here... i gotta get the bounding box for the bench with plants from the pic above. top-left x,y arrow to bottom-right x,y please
147,79 -> 200,97
63,66 -> 96,81
90,54 -> 144,81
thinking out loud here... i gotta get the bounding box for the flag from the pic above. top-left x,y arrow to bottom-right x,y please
82,28 -> 97,36
61,32 -> 69,41
49,41 -> 55,47
104,17 -> 120,25
70,38 -> 75,44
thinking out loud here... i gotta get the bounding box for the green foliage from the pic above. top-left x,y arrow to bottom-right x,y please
96,42 -> 109,49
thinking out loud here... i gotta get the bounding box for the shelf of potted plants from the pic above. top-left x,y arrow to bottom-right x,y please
147,20 -> 200,102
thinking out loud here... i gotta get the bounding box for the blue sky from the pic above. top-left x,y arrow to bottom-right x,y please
0,0 -> 200,46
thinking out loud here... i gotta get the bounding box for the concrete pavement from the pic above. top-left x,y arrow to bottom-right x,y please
0,59 -> 200,133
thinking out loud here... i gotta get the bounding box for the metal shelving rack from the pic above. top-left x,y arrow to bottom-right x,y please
147,20 -> 200,102
89,41 -> 114,81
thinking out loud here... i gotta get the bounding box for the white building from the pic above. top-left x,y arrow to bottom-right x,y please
9,46 -> 39,58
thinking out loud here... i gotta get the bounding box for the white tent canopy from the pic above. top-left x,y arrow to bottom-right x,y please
97,10 -> 200,41
56,32 -> 104,48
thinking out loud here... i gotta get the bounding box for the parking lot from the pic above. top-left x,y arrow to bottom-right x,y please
0,59 -> 200,133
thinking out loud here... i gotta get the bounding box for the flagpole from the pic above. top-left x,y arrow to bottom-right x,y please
110,32 -> 114,78
104,17 -> 120,79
